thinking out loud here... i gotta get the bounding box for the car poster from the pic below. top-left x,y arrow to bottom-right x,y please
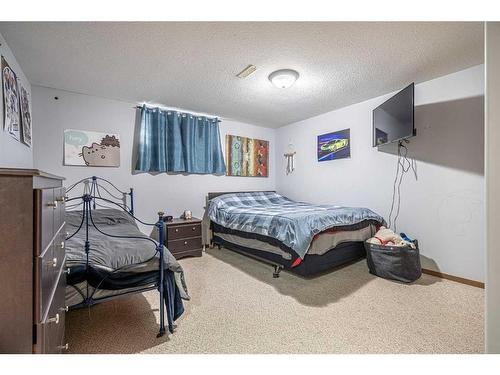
317,128 -> 351,162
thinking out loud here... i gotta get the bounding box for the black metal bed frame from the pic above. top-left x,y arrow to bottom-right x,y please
65,176 -> 168,338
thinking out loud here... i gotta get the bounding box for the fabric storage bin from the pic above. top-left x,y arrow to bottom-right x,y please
364,240 -> 421,283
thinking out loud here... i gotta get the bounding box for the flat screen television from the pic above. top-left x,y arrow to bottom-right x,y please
372,83 -> 415,147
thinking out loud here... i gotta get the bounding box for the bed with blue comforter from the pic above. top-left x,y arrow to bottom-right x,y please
208,191 -> 385,276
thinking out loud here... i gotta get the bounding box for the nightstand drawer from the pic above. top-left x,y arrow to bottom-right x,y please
168,237 -> 202,253
167,223 -> 201,240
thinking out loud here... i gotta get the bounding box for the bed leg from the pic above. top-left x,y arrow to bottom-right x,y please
273,265 -> 283,278
156,211 -> 166,338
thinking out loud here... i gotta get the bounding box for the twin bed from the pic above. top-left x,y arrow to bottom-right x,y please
64,180 -> 384,337
64,177 -> 189,337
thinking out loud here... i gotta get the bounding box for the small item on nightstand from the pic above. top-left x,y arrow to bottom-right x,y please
182,210 -> 192,220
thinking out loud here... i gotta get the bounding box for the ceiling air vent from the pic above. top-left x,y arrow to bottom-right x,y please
236,64 -> 257,79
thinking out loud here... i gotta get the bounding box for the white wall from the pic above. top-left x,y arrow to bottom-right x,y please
276,65 -> 485,282
485,22 -> 500,354
0,32 -> 33,168
31,86 -> 275,232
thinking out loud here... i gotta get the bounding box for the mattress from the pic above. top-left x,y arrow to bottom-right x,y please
215,223 -> 376,259
65,208 -> 189,305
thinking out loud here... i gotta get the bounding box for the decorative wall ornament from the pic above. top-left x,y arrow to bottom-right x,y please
225,134 -> 269,177
284,139 -> 296,175
64,129 -> 121,167
284,152 -> 296,175
19,84 -> 32,146
317,128 -> 351,162
1,55 -> 21,142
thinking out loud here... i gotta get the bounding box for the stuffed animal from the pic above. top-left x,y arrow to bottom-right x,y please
366,226 -> 416,248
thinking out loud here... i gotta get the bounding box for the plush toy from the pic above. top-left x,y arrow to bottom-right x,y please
367,226 -> 416,248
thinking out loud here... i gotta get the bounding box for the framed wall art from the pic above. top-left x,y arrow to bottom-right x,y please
64,129 -> 121,167
317,128 -> 351,162
2,56 -> 21,142
225,134 -> 269,177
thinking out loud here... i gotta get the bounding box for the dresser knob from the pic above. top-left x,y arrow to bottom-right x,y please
57,343 -> 69,351
175,228 -> 179,232
55,196 -> 65,204
47,313 -> 60,324
184,241 -> 188,245
60,241 -> 65,249
65,268 -> 71,275
52,257 -> 58,268
47,201 -> 58,209
192,227 -> 196,231
60,306 -> 69,312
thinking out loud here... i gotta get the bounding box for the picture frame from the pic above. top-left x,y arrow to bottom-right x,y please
64,129 -> 121,167
317,128 -> 351,162
1,55 -> 21,142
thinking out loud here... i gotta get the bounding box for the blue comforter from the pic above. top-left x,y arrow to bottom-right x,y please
208,192 -> 385,258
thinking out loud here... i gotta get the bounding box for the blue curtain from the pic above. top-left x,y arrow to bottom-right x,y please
135,105 -> 226,174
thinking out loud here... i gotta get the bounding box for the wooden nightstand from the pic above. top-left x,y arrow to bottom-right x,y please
165,218 -> 203,259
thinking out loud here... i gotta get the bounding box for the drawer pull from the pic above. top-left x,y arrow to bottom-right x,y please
192,227 -> 196,231
57,343 -> 69,351
60,241 -> 65,249
61,306 -> 69,312
184,241 -> 188,245
47,201 -> 58,209
65,268 -> 71,275
175,228 -> 179,233
52,257 -> 58,268
55,196 -> 65,204
47,313 -> 60,325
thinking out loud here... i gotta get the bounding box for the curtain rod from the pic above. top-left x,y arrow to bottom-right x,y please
134,105 -> 222,122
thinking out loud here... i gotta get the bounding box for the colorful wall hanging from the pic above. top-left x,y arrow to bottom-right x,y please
225,134 -> 269,177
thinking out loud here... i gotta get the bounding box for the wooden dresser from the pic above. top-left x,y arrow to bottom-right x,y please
0,168 -> 68,354
165,218 -> 203,259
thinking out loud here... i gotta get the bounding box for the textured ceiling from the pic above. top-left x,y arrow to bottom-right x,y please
0,22 -> 484,128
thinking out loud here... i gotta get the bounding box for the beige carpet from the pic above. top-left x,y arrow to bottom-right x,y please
66,247 -> 484,354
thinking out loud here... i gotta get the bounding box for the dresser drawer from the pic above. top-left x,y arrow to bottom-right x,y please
52,225 -> 66,272
168,237 -> 202,253
37,249 -> 66,321
167,223 -> 201,240
53,187 -> 66,234
37,268 -> 67,354
38,188 -> 55,255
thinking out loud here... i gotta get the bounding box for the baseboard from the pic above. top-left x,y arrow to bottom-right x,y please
421,268 -> 484,289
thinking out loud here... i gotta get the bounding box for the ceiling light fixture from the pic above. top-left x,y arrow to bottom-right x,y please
268,69 -> 299,89
236,64 -> 257,78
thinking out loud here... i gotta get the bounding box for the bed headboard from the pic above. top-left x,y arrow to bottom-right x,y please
207,191 -> 276,200
65,176 -> 134,214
